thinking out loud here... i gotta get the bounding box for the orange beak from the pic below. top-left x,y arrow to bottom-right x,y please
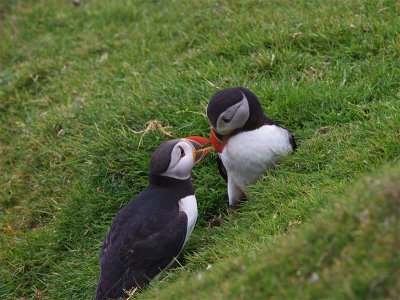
210,128 -> 227,153
182,136 -> 212,164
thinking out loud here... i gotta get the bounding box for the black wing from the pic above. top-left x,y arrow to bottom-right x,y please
216,153 -> 228,182
96,201 -> 187,299
118,212 -> 187,268
97,213 -> 187,299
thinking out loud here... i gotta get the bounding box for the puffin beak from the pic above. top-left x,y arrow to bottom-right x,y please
210,128 -> 228,153
182,136 -> 212,164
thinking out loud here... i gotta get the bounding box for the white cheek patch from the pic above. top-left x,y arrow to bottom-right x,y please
216,93 -> 250,134
169,147 -> 181,168
161,143 -> 194,180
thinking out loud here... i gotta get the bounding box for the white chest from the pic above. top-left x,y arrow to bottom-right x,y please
178,195 -> 198,242
221,125 -> 292,188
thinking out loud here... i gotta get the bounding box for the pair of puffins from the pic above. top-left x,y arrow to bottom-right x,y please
96,87 -> 296,299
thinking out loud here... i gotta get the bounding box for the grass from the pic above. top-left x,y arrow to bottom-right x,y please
0,0 -> 399,299
144,163 -> 400,300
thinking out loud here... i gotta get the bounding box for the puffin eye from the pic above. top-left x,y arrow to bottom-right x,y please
179,146 -> 185,158
222,117 -> 232,123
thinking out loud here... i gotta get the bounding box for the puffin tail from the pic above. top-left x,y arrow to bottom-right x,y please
289,132 -> 297,151
95,269 -> 146,300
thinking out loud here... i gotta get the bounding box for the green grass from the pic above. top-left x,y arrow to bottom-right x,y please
144,163 -> 400,300
0,0 -> 399,299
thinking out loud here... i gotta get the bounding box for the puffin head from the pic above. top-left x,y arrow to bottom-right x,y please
150,136 -> 211,180
206,87 -> 263,152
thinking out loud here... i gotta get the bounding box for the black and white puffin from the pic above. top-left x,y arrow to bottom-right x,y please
96,136 -> 211,300
206,87 -> 296,208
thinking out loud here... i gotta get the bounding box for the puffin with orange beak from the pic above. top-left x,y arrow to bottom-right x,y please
96,136 -> 211,300
206,87 -> 296,208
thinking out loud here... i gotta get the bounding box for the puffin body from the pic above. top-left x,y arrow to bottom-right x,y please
221,124 -> 293,190
96,137 -> 211,300
207,87 -> 296,208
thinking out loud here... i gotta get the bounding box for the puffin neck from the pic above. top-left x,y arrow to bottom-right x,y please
149,173 -> 193,190
237,87 -> 280,132
242,114 -> 276,131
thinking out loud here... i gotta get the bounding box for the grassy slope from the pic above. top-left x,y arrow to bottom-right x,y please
145,164 -> 400,300
0,0 -> 399,299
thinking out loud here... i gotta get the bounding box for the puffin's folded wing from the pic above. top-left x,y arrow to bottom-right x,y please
119,212 -> 188,269
216,154 -> 228,182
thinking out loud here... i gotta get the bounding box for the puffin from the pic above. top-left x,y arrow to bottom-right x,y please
206,87 -> 296,208
96,136 -> 211,300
